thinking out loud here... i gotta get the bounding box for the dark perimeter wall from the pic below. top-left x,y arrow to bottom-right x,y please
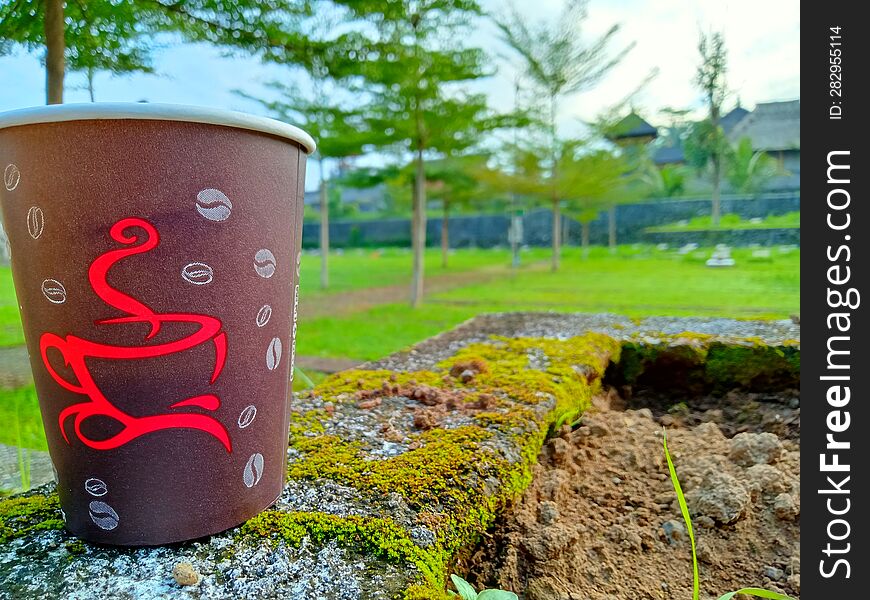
301,193 -> 800,248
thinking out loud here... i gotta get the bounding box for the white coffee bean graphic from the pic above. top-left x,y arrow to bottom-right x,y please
41,279 -> 67,304
84,478 -> 108,497
88,500 -> 120,530
255,304 -> 272,328
254,249 -> 276,278
196,188 -> 232,221
3,164 -> 20,191
266,337 -> 282,371
243,453 -> 264,488
238,405 -> 257,429
181,262 -> 214,285
27,206 -> 45,239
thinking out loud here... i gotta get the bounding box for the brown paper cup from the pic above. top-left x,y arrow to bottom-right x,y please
0,103 -> 314,545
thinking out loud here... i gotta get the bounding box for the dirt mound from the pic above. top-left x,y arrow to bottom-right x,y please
465,391 -> 800,600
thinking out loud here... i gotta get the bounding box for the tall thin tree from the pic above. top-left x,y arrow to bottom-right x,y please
330,0 -> 491,307
689,31 -> 728,226
494,0 -> 632,270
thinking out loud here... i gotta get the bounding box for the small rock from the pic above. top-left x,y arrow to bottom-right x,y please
763,566 -> 785,581
693,421 -> 725,441
549,437 -> 571,467
694,515 -> 716,529
745,464 -> 790,495
729,432 -> 783,466
459,369 -> 475,383
661,520 -> 685,545
686,470 -> 751,524
357,398 -> 382,410
525,576 -> 570,600
173,562 -> 200,586
634,408 -> 654,420
696,539 -> 718,565
588,423 -> 610,437
773,493 -> 800,521
538,501 -> 559,525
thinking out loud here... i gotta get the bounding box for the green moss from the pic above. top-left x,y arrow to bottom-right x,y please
65,540 -> 86,555
283,333 -> 620,597
615,334 -> 800,393
0,493 -> 64,543
241,510 -> 444,591
312,369 -> 445,399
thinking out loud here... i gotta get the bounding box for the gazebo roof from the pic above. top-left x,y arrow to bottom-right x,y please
608,112 -> 658,140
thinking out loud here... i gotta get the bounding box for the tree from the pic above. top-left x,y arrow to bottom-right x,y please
240,81 -> 369,289
1,1 -> 315,104
0,0 -> 150,103
494,0 -> 632,271
726,137 -> 776,195
688,30 -> 728,226
329,0 -> 491,307
558,142 -> 634,259
485,138 -> 632,258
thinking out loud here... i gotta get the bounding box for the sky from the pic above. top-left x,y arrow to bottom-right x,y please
0,0 -> 799,189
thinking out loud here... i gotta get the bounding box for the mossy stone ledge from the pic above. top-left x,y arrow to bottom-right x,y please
0,313 -> 799,599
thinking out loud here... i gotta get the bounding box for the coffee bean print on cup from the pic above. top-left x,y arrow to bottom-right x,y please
84,478 -> 108,497
195,188 -> 232,222
238,405 -> 257,429
181,262 -> 214,285
27,206 -> 45,239
3,164 -> 20,191
266,336 -> 282,371
41,279 -> 67,304
254,249 -> 276,278
255,304 -> 272,328
89,500 -> 120,531
243,453 -> 264,488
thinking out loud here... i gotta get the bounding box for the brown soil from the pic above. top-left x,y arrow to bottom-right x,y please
464,389 -> 801,600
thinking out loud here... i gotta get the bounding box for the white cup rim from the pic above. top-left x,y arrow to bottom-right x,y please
0,102 -> 316,153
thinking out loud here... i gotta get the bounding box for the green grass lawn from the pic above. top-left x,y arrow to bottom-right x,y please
0,386 -> 46,451
296,244 -> 800,361
646,211 -> 800,232
298,246 -> 548,298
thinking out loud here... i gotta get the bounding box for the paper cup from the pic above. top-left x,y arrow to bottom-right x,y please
0,103 -> 314,545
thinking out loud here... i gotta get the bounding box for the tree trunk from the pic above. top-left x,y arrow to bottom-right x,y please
410,148 -> 426,307
711,156 -> 721,227
581,221 -> 590,260
44,0 -> 65,105
549,94 -> 560,272
319,163 -> 329,289
608,205 -> 617,253
551,198 -> 561,271
441,201 -> 449,268
87,67 -> 96,102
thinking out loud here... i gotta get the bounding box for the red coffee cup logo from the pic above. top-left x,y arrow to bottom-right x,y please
39,217 -> 232,452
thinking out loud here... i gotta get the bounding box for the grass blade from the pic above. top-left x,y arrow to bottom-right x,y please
663,428 -> 700,600
718,588 -> 793,600
294,367 -> 316,390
